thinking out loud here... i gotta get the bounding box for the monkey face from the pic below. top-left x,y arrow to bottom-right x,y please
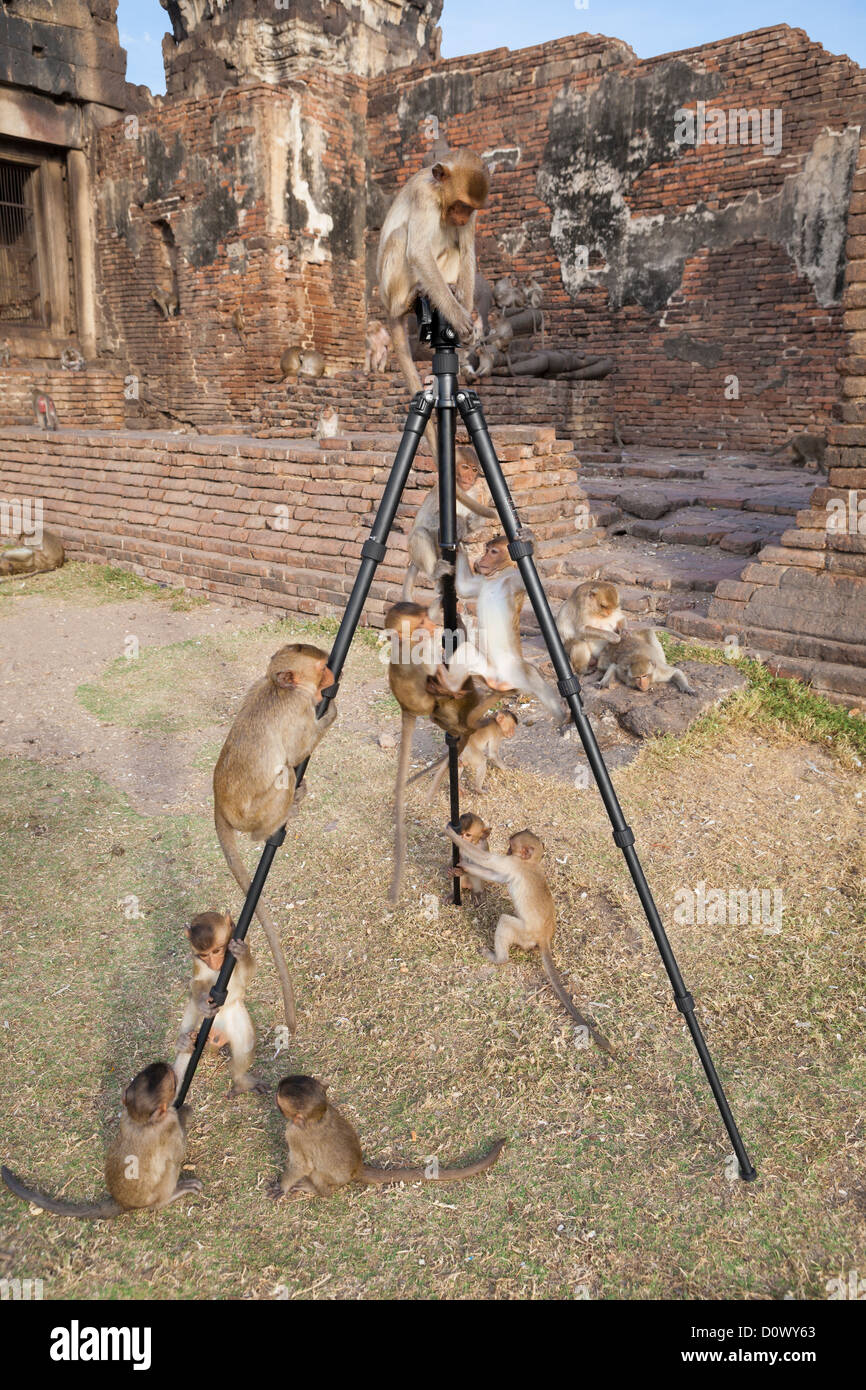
447,201 -> 475,227
474,538 -> 509,576
497,713 -> 518,738
628,663 -> 652,692
197,943 -> 228,972
456,457 -> 479,490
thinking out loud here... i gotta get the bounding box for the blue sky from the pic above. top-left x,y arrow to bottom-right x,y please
117,0 -> 865,94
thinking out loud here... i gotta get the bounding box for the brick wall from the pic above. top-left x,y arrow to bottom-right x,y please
0,368 -> 126,427
0,424 -> 583,624
94,73 -> 366,427
368,26 -> 865,451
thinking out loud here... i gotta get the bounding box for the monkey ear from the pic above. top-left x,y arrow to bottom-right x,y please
273,670 -> 296,689
431,162 -> 448,183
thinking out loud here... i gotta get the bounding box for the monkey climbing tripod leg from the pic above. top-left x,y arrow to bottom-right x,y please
454,381 -> 756,1182
175,381 -> 440,1108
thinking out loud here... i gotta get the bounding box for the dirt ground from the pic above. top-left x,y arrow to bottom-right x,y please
0,566 -> 864,1301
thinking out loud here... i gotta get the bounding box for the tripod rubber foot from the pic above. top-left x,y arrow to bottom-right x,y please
740,1166 -> 758,1182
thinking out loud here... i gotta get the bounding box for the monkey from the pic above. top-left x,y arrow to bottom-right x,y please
231,306 -> 246,342
770,431 -> 828,472
450,811 -> 492,904
597,628 -> 696,695
524,277 -> 543,309
401,448 -> 497,601
365,318 -> 392,372
493,275 -> 525,314
213,643 -> 338,1032
271,1075 -> 505,1198
458,707 -> 519,792
280,346 -> 303,378
466,340 -> 497,380
31,389 -> 58,430
60,346 -> 85,372
556,580 -> 624,676
0,338 -> 10,367
613,417 -> 626,449
1,1062 -> 202,1218
0,529 -> 65,577
445,826 -> 615,1055
405,674 -> 507,802
299,349 -> 326,379
377,149 -> 490,457
384,601 -> 442,902
316,405 -> 339,440
486,313 -> 514,354
152,286 -> 179,319
173,911 -> 267,1096
433,537 -> 566,725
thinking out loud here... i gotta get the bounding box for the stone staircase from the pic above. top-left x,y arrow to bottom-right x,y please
520,446 -> 818,649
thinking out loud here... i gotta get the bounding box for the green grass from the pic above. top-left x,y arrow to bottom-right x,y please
660,633 -> 866,761
0,560 -> 208,610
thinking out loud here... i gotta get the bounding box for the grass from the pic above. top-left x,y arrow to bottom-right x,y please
660,633 -> 866,763
0,586 -> 864,1300
0,561 -> 209,611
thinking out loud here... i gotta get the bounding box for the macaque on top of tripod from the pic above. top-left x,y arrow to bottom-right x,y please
2,1062 -> 201,1218
377,148 -> 490,458
402,447 -> 497,602
173,910 -> 267,1097
445,824 -> 615,1055
213,643 -> 338,1032
433,536 -> 566,725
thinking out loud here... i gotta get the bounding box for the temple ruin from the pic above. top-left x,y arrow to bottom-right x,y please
0,1 -> 864,703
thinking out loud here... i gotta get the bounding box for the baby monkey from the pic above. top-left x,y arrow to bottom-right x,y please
174,910 -> 267,1096
2,1062 -> 201,1218
460,707 -> 518,792
445,825 -> 615,1056
451,812 -> 491,905
557,580 -> 624,676
272,1076 -> 505,1198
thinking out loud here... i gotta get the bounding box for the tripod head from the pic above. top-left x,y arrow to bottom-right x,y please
413,296 -> 462,351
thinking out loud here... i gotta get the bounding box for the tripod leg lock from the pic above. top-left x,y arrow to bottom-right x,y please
445,733 -> 460,750
612,826 -> 635,849
208,987 -> 228,1008
361,538 -> 387,563
558,674 -> 583,699
675,992 -> 695,1015
266,826 -> 287,849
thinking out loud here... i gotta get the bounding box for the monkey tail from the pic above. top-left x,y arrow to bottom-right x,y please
401,563 -> 420,602
769,437 -> 790,455
539,948 -> 616,1058
214,808 -> 297,1034
455,484 -> 497,520
359,1138 -> 506,1186
1,1166 -> 122,1219
388,713 -> 415,903
390,316 -> 437,457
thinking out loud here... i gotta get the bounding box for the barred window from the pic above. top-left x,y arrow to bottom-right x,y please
0,159 -> 41,323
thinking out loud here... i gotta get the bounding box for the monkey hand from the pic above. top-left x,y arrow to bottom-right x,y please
432,559 -> 455,581
201,997 -> 224,1020
228,938 -> 249,960
176,1031 -> 195,1053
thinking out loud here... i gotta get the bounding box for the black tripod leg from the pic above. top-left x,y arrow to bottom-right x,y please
434,349 -> 462,905
174,391 -> 434,1109
457,388 -> 757,1181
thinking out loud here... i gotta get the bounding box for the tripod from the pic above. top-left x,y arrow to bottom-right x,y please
174,302 -> 757,1183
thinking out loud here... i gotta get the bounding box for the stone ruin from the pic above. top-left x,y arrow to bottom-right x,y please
0,1 -> 864,707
